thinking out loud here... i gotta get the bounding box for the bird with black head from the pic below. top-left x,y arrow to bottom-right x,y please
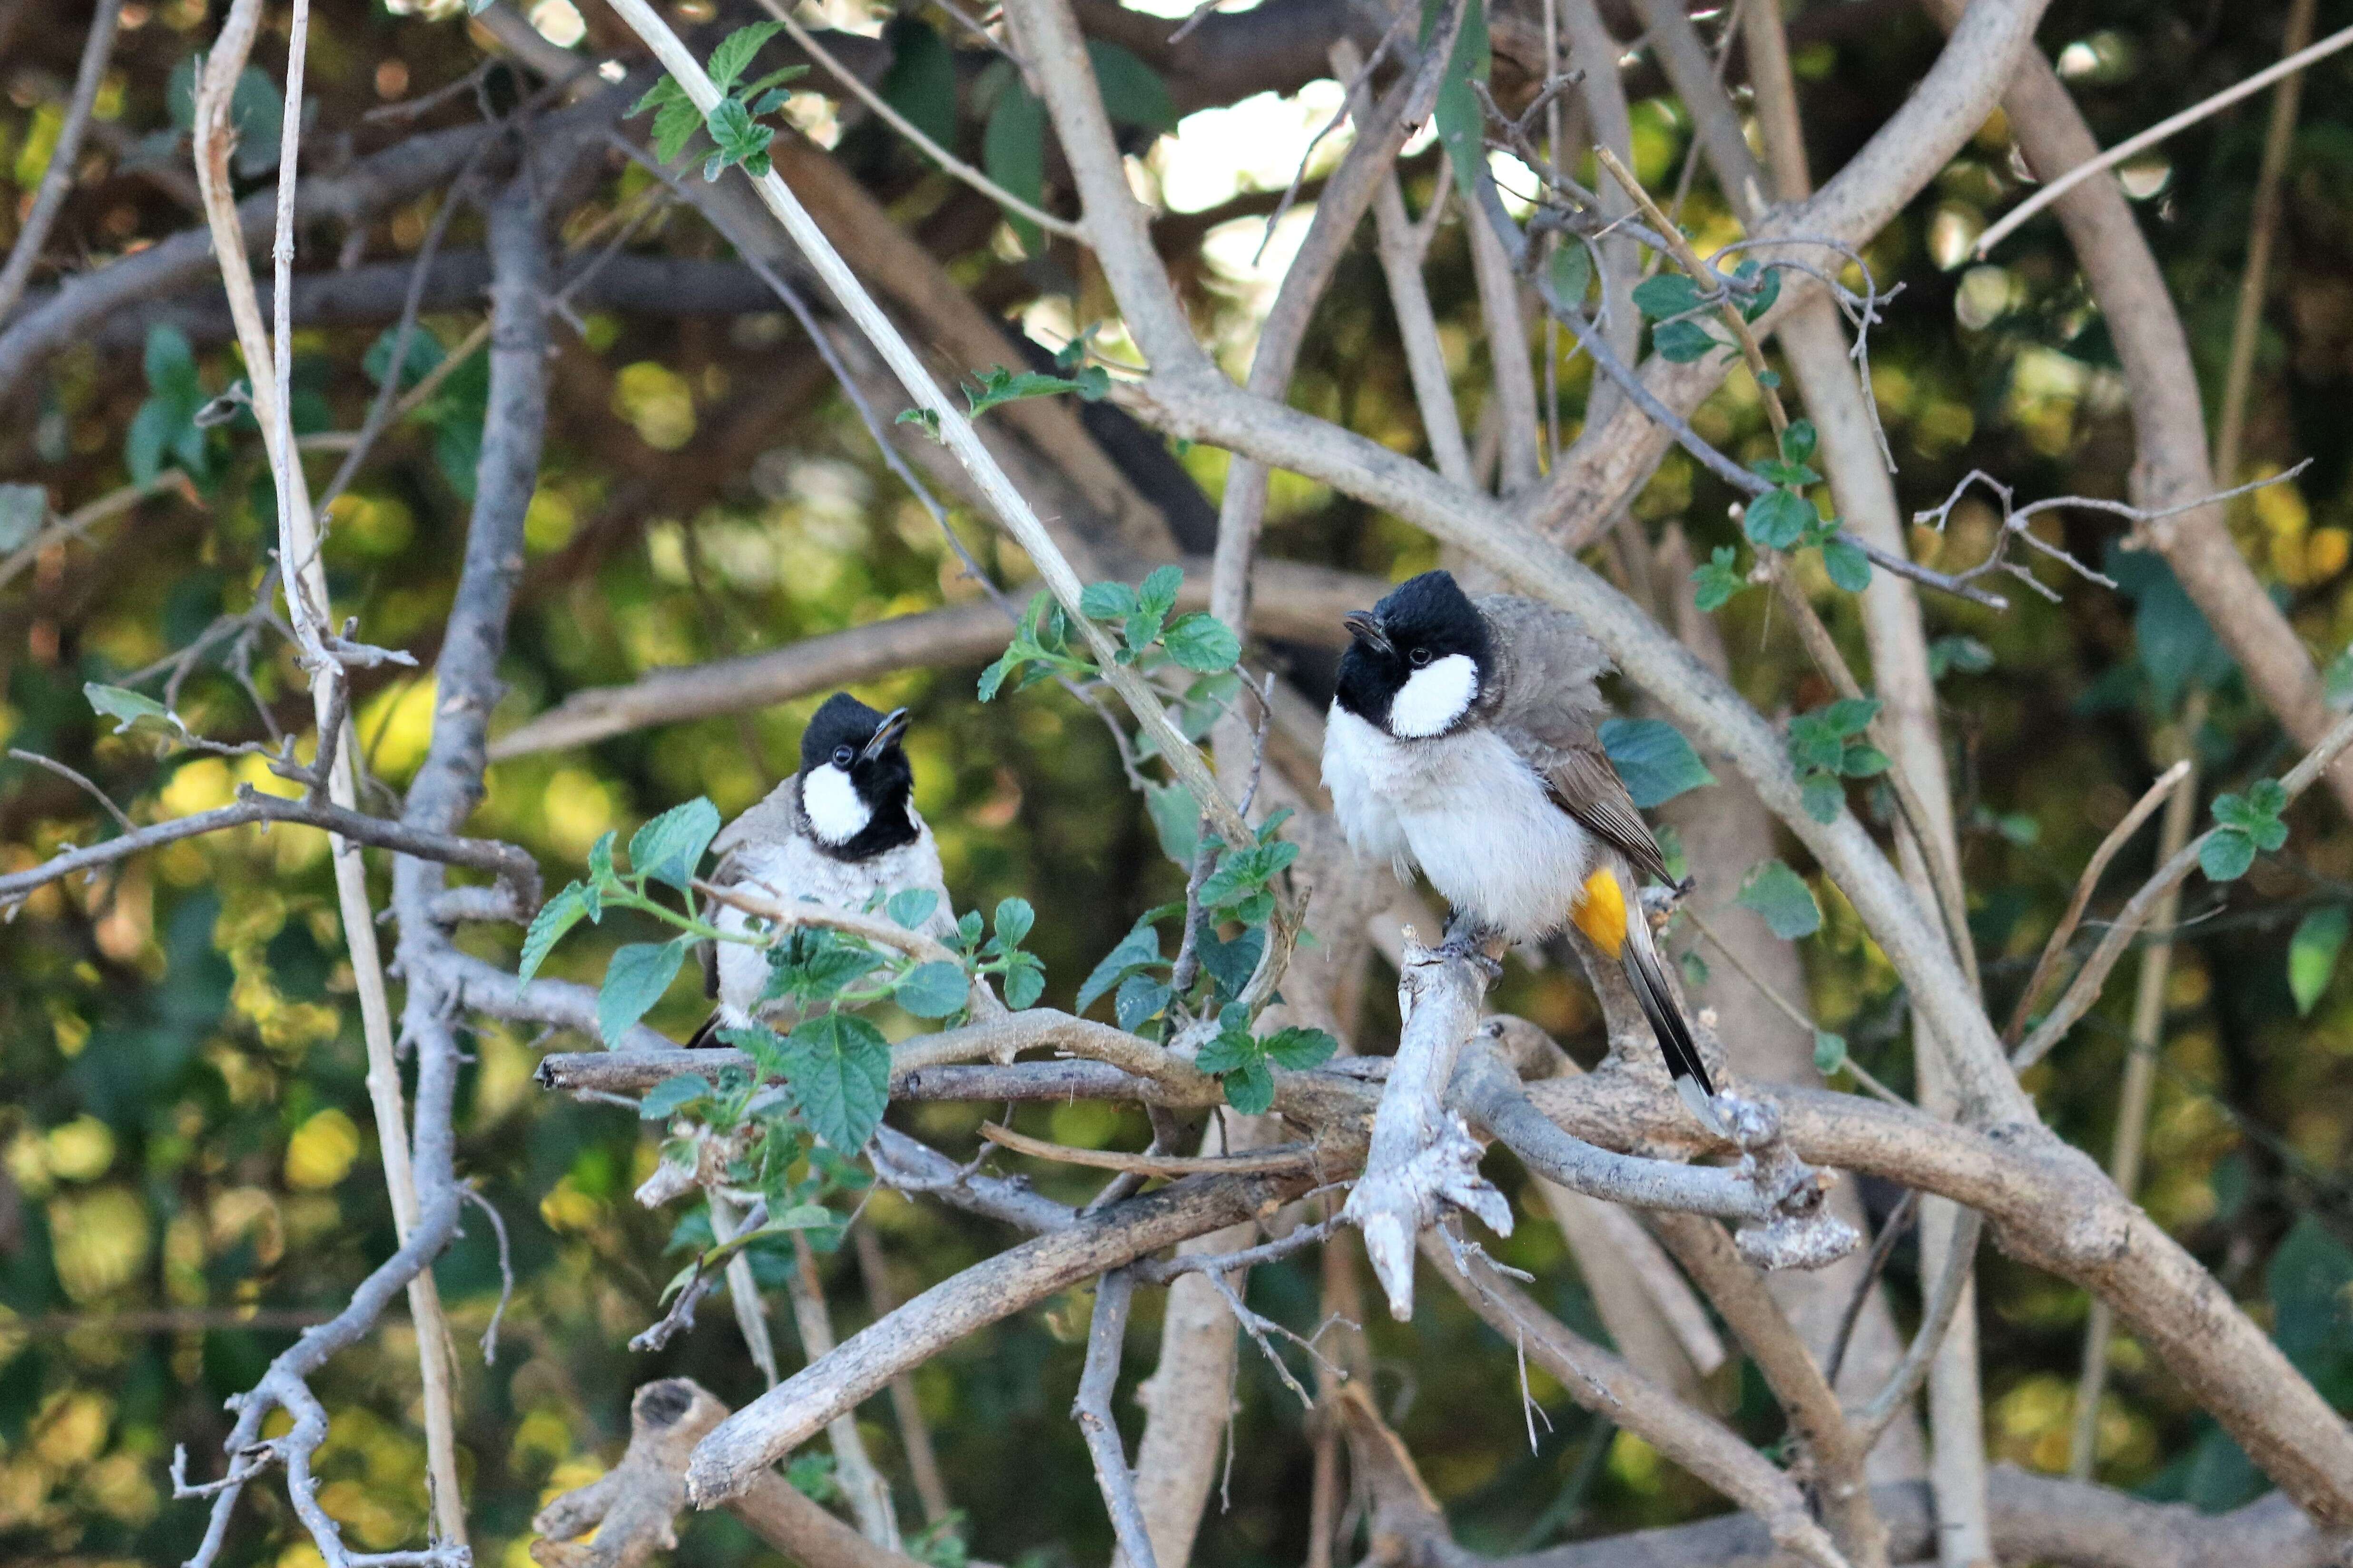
1322,570 -> 1724,1135
686,692 -> 957,1047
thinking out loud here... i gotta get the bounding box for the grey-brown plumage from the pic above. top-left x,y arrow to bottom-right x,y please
683,694 -> 955,1047
1324,571 -> 1721,1133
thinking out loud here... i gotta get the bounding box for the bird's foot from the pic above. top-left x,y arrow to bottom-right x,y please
1436,915 -> 1506,981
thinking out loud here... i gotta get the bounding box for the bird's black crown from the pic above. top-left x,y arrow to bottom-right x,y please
797,692 -> 919,860
1334,570 -> 1492,728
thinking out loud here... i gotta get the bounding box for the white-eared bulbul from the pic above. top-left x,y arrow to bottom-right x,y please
686,692 -> 956,1047
1321,570 -> 1724,1134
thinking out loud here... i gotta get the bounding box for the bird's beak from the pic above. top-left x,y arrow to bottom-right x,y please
861,707 -> 912,762
1343,611 -> 1392,655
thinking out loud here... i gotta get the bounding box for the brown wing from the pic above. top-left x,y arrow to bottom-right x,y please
1541,738 -> 1676,889
1469,594 -> 1674,888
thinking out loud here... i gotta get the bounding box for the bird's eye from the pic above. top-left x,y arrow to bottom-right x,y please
831,745 -> 856,768
1408,647 -> 1432,668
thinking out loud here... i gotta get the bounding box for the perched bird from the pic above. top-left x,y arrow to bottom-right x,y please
687,693 -> 956,1047
1321,570 -> 1723,1134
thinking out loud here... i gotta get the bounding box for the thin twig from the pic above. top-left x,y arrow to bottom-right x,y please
1073,1268 -> 1159,1568
979,1121 -> 1321,1176
2002,759 -> 2192,1049
2015,703 -> 2353,1069
9,749 -> 137,835
1851,1209 -> 1982,1443
1821,1189 -> 1918,1390
1682,906 -> 1906,1107
0,0 -> 125,322
1976,20 -> 2353,256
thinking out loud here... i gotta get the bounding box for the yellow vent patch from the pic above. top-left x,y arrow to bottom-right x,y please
1571,867 -> 1627,958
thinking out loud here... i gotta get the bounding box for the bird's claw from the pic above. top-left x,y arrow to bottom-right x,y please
1436,933 -> 1504,981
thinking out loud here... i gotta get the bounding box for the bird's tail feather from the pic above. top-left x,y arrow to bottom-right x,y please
1621,919 -> 1725,1137
683,1010 -> 725,1050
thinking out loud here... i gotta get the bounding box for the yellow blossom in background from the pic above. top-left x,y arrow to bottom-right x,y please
48,1188 -> 150,1302
44,1115 -> 114,1182
285,1108 -> 362,1190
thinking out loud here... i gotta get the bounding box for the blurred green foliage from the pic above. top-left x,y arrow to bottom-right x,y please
6,0 -> 2353,1565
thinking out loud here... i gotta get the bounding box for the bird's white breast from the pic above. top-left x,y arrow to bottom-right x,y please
1323,706 -> 1590,944
710,819 -> 954,1028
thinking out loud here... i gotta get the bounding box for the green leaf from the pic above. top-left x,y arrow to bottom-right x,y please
1162,612 -> 1241,673
1137,564 -> 1184,619
1264,1027 -> 1337,1070
2290,907 -> 2348,1017
83,681 -> 175,735
1820,534 -> 1872,592
2106,542 -> 2235,710
702,97 -> 774,179
363,325 -> 445,393
742,64 -> 811,104
630,75 -> 688,116
1738,264 -> 1782,321
1197,923 -> 1264,1004
1737,860 -> 1821,940
886,888 -> 940,931
999,951 -> 1046,1009
1823,698 -> 1882,736
517,882 -> 590,984
1599,717 -> 1715,809
1631,273 -> 1704,321
1429,0 -> 1491,213
1082,580 -> 1140,620
1839,742 -> 1890,779
1086,39 -> 1177,134
1652,318 -> 1721,362
881,18 -> 958,151
994,897 -> 1035,949
1676,947 -> 1709,989
1743,488 -> 1815,550
1812,1029 -> 1847,1075
641,1073 -> 715,1121
1780,418 -> 1817,465
1751,459 -> 1821,487
1693,545 -> 1748,612
1547,242 -> 1592,308
894,960 -> 971,1019
1114,973 -> 1172,1032
708,21 -> 786,91
587,831 -> 619,892
1929,635 -> 1994,678
787,1453 -> 840,1501
779,1014 -> 892,1152
599,938 -> 691,1045
1801,773 -> 1846,823
1077,919 -> 1163,1014
983,81 -> 1047,254
1219,1054 -> 1275,1115
975,647 -> 1018,702
964,365 -> 1109,419
2200,828 -> 2258,883
652,94 -> 705,164
763,928 -> 882,1006
630,797 -> 721,893
1144,782 -> 1202,865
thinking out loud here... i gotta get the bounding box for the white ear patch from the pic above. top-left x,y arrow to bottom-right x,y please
1388,654 -> 1479,738
801,764 -> 870,844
